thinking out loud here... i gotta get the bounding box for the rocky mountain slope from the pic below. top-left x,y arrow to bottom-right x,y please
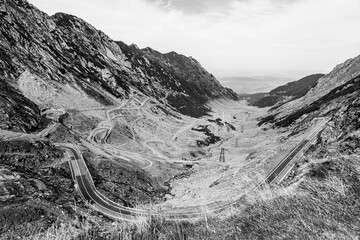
250,74 -> 324,108
259,54 -> 360,128
0,0 -> 238,236
0,77 -> 46,132
117,42 -> 237,116
0,0 -> 237,132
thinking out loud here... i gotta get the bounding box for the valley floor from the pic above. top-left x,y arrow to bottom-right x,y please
155,99 -> 304,208
2,95 -> 360,240
73,96 -> 323,210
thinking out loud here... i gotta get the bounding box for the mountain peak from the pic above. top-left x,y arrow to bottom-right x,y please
51,12 -> 98,36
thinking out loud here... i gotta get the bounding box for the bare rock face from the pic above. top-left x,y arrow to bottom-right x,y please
0,78 -> 45,132
0,0 -> 237,124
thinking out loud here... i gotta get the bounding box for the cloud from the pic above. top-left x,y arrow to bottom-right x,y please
144,0 -> 241,14
143,0 -> 298,15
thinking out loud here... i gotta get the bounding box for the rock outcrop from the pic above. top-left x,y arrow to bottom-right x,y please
0,78 -> 45,132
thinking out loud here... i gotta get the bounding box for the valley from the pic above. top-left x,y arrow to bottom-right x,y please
0,95 -> 328,222
1,0 -> 360,239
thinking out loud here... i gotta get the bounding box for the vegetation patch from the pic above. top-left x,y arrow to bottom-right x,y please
192,125 -> 221,147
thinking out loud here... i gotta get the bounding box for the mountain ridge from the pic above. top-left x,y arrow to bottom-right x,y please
0,0 -> 237,133
249,73 -> 324,108
259,54 -> 360,128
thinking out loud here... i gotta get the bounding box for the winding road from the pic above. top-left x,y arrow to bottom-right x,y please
87,94 -> 182,167
0,105 -> 328,222
58,113 -> 329,221
36,109 -> 65,137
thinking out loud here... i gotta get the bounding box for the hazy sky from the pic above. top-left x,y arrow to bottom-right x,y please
29,0 -> 360,78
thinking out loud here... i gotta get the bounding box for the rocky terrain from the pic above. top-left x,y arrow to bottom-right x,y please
0,77 -> 47,132
0,140 -> 74,238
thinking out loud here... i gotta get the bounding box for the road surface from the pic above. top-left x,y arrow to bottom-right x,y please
36,109 -> 66,137
56,143 -> 209,221
255,118 -> 328,189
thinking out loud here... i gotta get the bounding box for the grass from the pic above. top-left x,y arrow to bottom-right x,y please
3,152 -> 360,240
138,155 -> 360,239
238,156 -> 360,239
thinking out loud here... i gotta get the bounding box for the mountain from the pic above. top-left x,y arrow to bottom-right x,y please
0,0 -> 238,237
0,0 -> 237,134
259,55 -> 360,128
116,43 -> 237,117
248,74 -> 324,108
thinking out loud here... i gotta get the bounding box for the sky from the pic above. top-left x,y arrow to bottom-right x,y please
29,0 -> 360,79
